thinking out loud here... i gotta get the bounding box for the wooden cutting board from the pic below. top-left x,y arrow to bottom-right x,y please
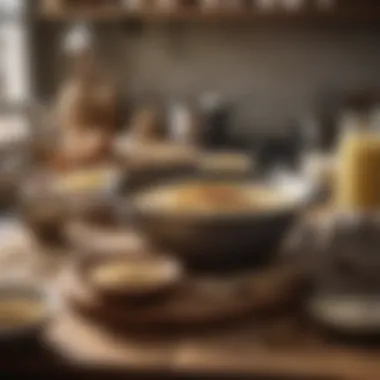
46,309 -> 380,380
59,261 -> 305,329
46,250 -> 380,380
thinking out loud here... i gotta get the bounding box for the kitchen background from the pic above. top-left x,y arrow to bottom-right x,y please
3,2 -> 380,154
34,24 -> 380,135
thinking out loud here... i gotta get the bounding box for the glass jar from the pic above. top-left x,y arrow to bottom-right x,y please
292,109 -> 380,336
336,111 -> 380,212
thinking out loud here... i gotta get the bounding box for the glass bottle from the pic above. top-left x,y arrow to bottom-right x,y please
56,23 -> 116,168
335,111 -> 380,212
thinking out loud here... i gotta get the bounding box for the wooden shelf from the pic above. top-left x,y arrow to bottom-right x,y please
39,6 -> 380,23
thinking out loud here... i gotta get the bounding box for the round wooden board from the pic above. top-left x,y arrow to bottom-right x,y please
58,261 -> 305,329
45,308 -> 380,380
46,310 -> 180,369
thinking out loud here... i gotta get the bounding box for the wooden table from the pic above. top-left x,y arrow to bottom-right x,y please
0,218 -> 379,380
42,307 -> 380,380
1,312 -> 379,380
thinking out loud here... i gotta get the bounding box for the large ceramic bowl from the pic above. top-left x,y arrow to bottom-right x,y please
129,176 -> 309,272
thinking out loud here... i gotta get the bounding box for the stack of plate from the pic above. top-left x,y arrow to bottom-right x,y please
20,166 -> 124,243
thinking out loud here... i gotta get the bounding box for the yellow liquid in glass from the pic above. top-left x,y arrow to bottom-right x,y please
337,131 -> 380,211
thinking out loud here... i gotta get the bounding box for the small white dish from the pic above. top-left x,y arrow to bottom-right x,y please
309,293 -> 380,335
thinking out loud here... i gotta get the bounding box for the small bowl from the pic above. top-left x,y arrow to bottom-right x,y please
308,292 -> 380,339
78,254 -> 184,302
0,282 -> 56,351
19,166 -> 123,243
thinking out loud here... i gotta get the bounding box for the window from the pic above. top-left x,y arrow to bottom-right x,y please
0,0 -> 29,142
0,0 -> 24,18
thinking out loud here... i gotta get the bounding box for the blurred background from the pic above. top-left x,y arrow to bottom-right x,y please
4,0 -> 380,160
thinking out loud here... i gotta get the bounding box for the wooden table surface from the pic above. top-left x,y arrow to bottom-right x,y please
43,306 -> 380,380
1,314 -> 379,380
0,217 -> 379,380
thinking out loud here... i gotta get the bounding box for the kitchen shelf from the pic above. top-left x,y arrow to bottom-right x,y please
39,6 -> 380,23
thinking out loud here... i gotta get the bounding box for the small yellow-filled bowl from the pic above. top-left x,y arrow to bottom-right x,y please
79,254 -> 184,301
